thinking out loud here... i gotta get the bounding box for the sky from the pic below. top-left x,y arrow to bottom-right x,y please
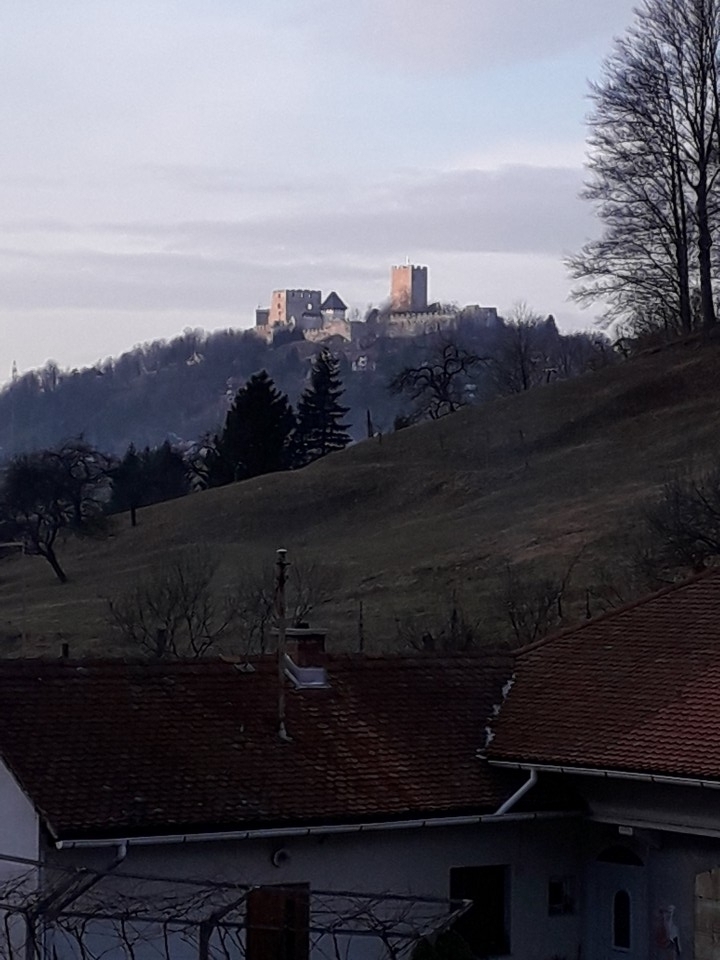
0,0 -> 638,376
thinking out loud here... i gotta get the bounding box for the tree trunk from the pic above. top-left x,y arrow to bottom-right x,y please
130,505 -> 137,527
697,177 -> 717,327
43,546 -> 67,584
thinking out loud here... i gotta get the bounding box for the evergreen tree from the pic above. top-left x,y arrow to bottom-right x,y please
148,441 -> 189,503
209,371 -> 295,485
109,443 -> 144,527
109,441 -> 189,525
294,349 -> 351,466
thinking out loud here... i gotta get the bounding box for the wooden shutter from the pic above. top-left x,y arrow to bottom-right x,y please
246,884 -> 309,960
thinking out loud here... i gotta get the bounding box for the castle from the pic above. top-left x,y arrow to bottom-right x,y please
253,264 -> 499,342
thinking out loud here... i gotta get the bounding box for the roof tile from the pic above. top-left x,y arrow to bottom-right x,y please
0,653 -> 515,840
489,569 -> 720,780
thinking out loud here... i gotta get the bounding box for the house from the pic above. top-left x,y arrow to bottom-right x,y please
488,567 -> 720,960
0,643 -> 582,960
6,568 -> 720,960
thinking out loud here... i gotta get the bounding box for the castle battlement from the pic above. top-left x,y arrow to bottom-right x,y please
252,265 -> 498,343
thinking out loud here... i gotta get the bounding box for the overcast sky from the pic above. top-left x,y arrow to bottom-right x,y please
0,0 -> 638,375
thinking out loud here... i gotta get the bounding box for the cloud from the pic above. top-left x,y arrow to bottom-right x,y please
347,0 -> 636,69
0,0 -> 625,373
94,163 -> 593,259
0,163 -> 594,327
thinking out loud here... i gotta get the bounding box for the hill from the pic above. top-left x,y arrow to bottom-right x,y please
0,317 -> 597,456
0,334 -> 716,656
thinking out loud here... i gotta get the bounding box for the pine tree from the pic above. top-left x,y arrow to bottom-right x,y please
147,441 -> 189,502
109,443 -> 144,527
210,371 -> 295,485
109,441 -> 189,525
294,349 -> 351,466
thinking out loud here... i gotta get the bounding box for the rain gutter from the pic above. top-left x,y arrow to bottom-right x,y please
490,760 -> 720,790
54,809 -> 575,851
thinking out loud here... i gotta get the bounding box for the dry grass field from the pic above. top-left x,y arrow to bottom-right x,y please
3,335 -> 720,656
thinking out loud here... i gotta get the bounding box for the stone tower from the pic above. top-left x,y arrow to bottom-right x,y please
390,264 -> 428,313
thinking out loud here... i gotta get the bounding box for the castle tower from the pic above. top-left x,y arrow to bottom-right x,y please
390,264 -> 428,313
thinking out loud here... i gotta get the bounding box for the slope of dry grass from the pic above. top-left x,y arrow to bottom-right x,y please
3,336 -> 720,655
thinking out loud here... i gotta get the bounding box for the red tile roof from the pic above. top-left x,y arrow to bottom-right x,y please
0,653 -> 515,841
489,568 -> 720,780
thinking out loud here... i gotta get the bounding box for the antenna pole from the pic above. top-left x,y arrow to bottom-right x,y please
275,548 -> 291,740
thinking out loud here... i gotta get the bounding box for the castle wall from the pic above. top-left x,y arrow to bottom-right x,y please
269,290 -> 321,327
384,310 -> 456,336
305,318 -> 351,342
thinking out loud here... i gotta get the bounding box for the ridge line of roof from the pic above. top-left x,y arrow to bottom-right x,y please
510,565 -> 718,659
0,650 -> 514,668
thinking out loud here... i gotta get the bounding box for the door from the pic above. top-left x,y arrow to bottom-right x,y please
586,849 -> 648,960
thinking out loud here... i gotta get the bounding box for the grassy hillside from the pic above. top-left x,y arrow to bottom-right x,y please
2,335 -> 719,656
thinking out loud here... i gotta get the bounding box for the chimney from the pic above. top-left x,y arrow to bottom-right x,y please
279,625 -> 329,688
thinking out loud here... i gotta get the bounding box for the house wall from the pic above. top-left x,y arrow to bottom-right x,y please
0,759 -> 38,876
48,818 -> 583,960
548,773 -> 720,959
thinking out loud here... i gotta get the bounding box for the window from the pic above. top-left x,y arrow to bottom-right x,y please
597,845 -> 644,866
450,865 -> 510,956
246,884 -> 309,960
548,876 -> 575,916
613,890 -> 631,950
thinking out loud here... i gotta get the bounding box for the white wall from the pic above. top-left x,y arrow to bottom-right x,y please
0,759 -> 38,874
556,773 -> 720,959
49,818 -> 583,960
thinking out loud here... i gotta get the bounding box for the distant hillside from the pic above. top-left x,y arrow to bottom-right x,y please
0,334 -> 717,656
0,316 -> 598,456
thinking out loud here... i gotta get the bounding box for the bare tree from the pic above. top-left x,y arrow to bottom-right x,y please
288,558 -> 340,626
0,442 -> 110,584
108,552 -> 341,660
389,338 -> 484,421
554,332 -> 614,380
499,557 -> 579,647
643,464 -> 720,571
395,591 -> 485,653
568,0 -> 720,335
583,532 -> 677,618
488,305 -> 552,395
233,556 -> 342,654
44,438 -> 113,530
233,562 -> 276,654
107,550 -> 236,657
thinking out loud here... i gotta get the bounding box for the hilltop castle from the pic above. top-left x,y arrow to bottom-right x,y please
253,264 -> 499,342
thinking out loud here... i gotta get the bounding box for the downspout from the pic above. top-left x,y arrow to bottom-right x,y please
28,836 -> 131,958
494,767 -> 538,816
110,840 -> 128,869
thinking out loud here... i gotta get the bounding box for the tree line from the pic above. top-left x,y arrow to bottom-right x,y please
0,312 -> 608,458
389,308 -> 612,425
0,350 -> 350,584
